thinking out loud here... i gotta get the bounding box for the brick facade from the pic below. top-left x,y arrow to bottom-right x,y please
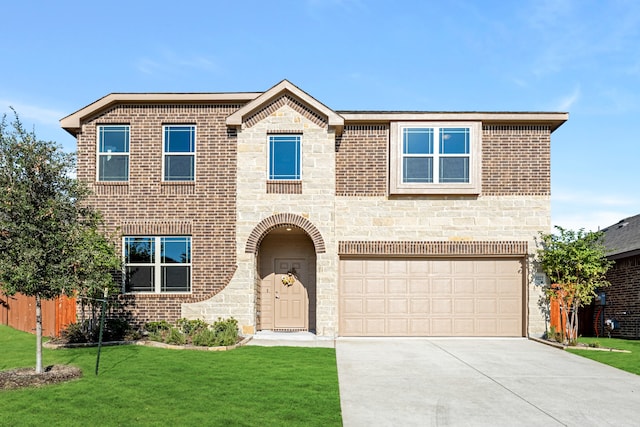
602,254 -> 640,339
64,81 -> 566,336
76,104 -> 242,326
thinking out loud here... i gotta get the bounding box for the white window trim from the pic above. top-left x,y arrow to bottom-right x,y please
123,236 -> 192,294
96,125 -> 130,182
267,134 -> 302,181
389,121 -> 481,195
162,125 -> 196,182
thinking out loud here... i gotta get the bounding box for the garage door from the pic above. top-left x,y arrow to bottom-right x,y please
339,258 -> 524,337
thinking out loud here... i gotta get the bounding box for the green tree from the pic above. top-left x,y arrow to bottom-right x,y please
538,226 -> 613,344
0,110 -> 120,373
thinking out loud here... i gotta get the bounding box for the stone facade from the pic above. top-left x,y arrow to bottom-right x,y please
64,80 -> 565,337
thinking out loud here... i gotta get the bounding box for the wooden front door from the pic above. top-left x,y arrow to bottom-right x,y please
274,259 -> 308,331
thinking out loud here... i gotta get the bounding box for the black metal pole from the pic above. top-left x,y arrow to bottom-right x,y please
95,288 -> 108,376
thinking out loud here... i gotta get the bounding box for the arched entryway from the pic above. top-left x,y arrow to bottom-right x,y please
256,226 -> 317,333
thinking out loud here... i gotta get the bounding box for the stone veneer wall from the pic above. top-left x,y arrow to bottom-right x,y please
77,104 -> 240,327
182,104 -> 339,336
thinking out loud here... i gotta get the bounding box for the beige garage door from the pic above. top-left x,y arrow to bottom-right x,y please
339,258 -> 524,337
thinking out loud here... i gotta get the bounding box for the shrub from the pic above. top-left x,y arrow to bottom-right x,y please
60,318 -> 137,343
165,328 -> 186,345
212,317 -> 239,346
192,329 -> 216,347
144,317 -> 238,347
176,318 -> 208,336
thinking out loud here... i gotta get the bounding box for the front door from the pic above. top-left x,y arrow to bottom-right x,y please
274,259 -> 308,331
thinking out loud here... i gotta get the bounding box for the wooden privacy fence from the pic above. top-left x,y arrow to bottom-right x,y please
0,292 -> 76,337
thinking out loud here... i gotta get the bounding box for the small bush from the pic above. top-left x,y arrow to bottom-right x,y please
192,329 -> 216,347
145,317 -> 238,347
165,328 -> 186,345
60,318 -> 137,343
176,318 -> 208,336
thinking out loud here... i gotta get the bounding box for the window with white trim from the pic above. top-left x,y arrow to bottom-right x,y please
268,135 -> 301,180
97,125 -> 129,181
163,125 -> 195,181
124,236 -> 191,293
390,122 -> 481,194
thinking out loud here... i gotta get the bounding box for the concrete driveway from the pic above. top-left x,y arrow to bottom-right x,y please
336,338 -> 640,427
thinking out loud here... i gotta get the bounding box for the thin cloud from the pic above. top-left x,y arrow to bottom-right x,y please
554,86 -> 580,111
135,50 -> 219,76
0,100 -> 65,127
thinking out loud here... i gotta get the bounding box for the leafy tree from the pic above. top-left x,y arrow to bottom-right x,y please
0,110 -> 120,373
538,226 -> 613,344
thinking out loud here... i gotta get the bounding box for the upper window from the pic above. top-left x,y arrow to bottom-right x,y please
124,236 -> 191,293
97,125 -> 129,181
390,122 -> 481,195
163,125 -> 195,181
268,135 -> 301,180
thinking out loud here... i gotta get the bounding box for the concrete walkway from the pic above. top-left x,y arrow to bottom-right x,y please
336,338 -> 640,427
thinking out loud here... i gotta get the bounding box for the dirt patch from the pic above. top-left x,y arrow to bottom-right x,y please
0,365 -> 83,390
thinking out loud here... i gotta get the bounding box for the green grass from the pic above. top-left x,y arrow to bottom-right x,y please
0,325 -> 342,426
565,337 -> 640,375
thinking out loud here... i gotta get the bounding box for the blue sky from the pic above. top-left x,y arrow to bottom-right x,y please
2,0 -> 639,231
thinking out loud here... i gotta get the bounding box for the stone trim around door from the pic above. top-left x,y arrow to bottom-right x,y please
245,213 -> 326,254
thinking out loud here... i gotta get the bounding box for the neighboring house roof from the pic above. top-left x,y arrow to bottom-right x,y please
601,213 -> 640,259
60,79 -> 569,135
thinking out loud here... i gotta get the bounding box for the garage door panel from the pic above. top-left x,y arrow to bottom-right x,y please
432,298 -> 453,314
388,279 -> 408,294
339,258 -> 523,337
432,279 -> 453,294
409,278 -> 429,294
365,299 -> 385,314
454,318 -> 475,335
343,298 -> 364,315
454,298 -> 474,314
454,279 -> 474,294
410,298 -> 430,314
388,298 -> 408,314
365,318 -> 385,335
364,278 -> 385,294
387,318 -> 409,334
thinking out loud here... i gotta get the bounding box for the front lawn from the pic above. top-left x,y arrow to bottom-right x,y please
0,325 -> 342,426
566,337 -> 640,375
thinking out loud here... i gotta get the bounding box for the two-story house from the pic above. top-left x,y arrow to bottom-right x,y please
61,80 -> 567,338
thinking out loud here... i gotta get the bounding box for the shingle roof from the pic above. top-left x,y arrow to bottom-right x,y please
601,213 -> 640,258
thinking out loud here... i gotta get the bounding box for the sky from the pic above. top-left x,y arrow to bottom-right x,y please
1,0 -> 639,232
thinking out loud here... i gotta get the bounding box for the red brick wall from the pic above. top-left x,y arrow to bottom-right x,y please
334,123 -> 551,197
602,254 -> 640,339
482,125 -> 551,196
76,103 -> 242,327
335,125 -> 388,196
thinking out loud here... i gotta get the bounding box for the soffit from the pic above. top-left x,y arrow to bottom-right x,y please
338,111 -> 569,132
60,92 -> 261,135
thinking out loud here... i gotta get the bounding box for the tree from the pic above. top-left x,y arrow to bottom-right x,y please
0,110 -> 120,373
538,226 -> 613,344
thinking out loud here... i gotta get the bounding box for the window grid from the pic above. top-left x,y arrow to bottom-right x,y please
268,135 -> 301,180
124,236 -> 191,293
97,125 -> 130,182
401,126 -> 470,184
163,125 -> 196,181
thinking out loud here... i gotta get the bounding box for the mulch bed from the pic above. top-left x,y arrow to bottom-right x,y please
0,365 -> 83,390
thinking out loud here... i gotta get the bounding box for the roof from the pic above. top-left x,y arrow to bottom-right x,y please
601,213 -> 640,259
60,80 -> 569,136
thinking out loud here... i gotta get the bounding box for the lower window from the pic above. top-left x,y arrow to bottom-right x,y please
124,236 -> 191,293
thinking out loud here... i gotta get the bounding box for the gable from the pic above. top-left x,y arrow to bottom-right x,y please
226,80 -> 344,133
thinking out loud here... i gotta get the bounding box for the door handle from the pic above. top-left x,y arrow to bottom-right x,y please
275,291 -> 280,299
